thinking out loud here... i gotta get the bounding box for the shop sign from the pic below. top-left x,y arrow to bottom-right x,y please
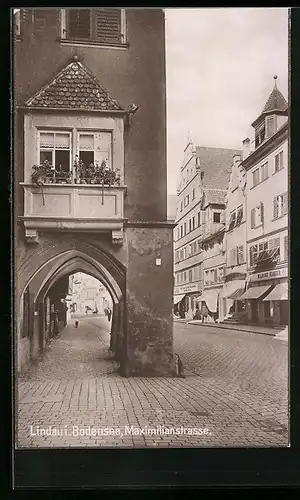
175,283 -> 199,294
250,267 -> 288,282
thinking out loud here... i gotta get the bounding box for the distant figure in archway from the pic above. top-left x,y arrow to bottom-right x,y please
106,306 -> 112,322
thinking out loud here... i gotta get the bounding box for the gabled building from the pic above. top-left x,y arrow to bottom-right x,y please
200,188 -> 227,321
14,8 -> 175,376
239,77 -> 289,325
221,152 -> 248,321
173,140 -> 241,319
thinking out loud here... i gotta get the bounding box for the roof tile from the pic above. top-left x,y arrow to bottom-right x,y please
195,146 -> 241,190
25,58 -> 124,111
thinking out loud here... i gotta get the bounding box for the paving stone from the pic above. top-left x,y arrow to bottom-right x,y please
17,317 -> 289,448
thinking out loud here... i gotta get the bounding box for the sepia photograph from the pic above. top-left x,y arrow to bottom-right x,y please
13,7 -> 289,449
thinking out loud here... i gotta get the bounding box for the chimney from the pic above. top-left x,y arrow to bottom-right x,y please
242,137 -> 251,160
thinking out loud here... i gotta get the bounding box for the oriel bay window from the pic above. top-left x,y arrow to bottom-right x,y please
61,8 -> 126,46
36,129 -> 116,184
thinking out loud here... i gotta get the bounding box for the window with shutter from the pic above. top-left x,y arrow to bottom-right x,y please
260,162 -> 268,181
275,151 -> 284,172
249,244 -> 258,266
197,212 -> 201,227
192,216 -> 195,230
228,211 -> 236,230
251,208 -> 255,229
64,8 -> 125,45
266,115 -> 275,138
237,245 -> 244,264
236,206 -> 243,226
253,168 -> 260,186
284,235 -> 288,261
69,9 -> 91,39
273,197 -> 279,219
260,202 -> 264,224
283,192 -> 288,215
94,9 -> 122,44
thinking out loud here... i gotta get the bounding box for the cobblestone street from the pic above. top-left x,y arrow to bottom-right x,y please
16,316 -> 289,448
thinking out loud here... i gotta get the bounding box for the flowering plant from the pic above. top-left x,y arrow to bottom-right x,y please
31,161 -> 53,185
73,157 -> 121,186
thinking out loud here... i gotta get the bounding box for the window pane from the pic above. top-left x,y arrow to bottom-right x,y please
40,150 -> 53,165
55,150 -> 70,172
94,132 -> 111,167
79,151 -> 94,167
40,132 -> 54,148
55,133 -> 70,149
69,9 -> 91,39
79,134 -> 94,150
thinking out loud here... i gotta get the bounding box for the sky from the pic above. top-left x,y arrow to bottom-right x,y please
165,8 -> 289,195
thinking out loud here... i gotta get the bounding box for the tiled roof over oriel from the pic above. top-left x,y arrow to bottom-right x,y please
25,55 -> 124,111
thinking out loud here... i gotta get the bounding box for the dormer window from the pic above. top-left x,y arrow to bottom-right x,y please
266,115 -> 276,138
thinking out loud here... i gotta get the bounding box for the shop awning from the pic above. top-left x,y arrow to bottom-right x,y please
174,294 -> 186,305
227,288 -> 245,300
240,285 -> 272,300
201,289 -> 219,313
262,283 -> 288,301
221,279 -> 246,299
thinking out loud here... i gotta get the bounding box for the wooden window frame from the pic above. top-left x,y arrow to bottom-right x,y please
275,151 -> 284,173
60,8 -> 127,46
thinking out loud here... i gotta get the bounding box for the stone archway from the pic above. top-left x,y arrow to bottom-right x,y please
16,239 -> 126,373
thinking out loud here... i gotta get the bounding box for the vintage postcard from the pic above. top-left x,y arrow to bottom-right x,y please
13,7 -> 289,450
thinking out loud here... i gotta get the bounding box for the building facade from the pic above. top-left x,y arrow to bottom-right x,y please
221,152 -> 248,321
173,140 -> 240,319
68,272 -> 112,316
240,78 -> 289,325
14,8 -> 175,376
200,189 -> 227,322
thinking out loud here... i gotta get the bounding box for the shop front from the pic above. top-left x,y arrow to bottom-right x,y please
240,266 -> 288,325
201,287 -> 221,322
220,275 -> 247,321
173,283 -> 202,319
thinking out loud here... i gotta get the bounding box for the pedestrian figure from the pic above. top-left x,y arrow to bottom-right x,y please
107,307 -> 112,322
201,303 -> 208,323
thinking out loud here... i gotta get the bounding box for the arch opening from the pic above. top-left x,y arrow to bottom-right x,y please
17,248 -> 126,374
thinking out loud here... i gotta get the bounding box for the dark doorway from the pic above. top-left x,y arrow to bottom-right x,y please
279,301 -> 289,325
251,300 -> 259,323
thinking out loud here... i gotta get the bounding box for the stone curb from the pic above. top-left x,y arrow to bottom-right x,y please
174,319 -> 278,337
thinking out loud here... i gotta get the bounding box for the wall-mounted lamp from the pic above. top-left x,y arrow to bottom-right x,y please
155,241 -> 162,266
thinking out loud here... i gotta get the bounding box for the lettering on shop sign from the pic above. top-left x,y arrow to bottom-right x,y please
252,267 -> 288,281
